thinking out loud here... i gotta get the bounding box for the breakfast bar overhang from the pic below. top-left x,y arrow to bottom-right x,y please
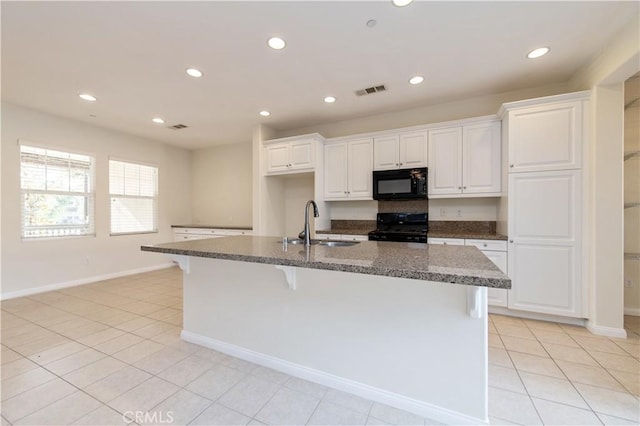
142,236 -> 511,425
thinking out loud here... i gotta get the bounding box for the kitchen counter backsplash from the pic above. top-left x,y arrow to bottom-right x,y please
428,220 -> 496,235
317,219 -> 506,240
317,220 -> 376,235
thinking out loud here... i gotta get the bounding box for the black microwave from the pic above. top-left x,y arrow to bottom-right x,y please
373,167 -> 428,200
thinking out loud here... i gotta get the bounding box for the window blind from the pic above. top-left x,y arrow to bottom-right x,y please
20,145 -> 95,239
109,159 -> 158,235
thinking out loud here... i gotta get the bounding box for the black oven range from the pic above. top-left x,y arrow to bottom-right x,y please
368,212 -> 428,243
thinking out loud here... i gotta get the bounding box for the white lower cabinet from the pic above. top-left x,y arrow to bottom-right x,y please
465,239 -> 508,307
173,228 -> 252,242
427,237 -> 465,246
316,233 -> 368,241
507,170 -> 582,317
429,237 -> 508,307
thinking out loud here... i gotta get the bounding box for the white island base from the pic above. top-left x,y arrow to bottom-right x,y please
177,256 -> 489,425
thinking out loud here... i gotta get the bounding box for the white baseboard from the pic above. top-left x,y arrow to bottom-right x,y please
0,263 -> 175,301
488,306 -> 586,326
624,307 -> 640,317
181,330 -> 488,426
586,322 -> 628,338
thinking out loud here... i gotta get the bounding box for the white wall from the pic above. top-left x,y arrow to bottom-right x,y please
1,103 -> 192,298
276,83 -> 569,140
191,142 -> 252,227
624,76 -> 640,315
283,174 -> 315,238
567,14 -> 639,331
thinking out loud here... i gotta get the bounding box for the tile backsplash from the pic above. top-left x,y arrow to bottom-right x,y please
378,199 -> 429,213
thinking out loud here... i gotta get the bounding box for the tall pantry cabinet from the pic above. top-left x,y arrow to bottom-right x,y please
498,92 -> 589,318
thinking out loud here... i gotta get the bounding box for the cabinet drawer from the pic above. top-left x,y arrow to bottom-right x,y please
315,233 -> 334,240
427,237 -> 465,245
225,230 -> 252,236
174,228 -> 223,235
341,234 -> 369,241
465,239 -> 507,251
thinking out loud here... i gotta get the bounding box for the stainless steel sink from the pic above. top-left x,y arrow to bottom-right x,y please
283,238 -> 320,245
281,238 -> 359,247
319,240 -> 360,247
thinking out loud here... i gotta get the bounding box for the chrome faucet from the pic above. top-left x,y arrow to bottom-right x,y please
298,200 -> 319,246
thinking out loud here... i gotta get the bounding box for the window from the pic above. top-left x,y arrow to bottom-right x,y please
109,159 -> 158,235
20,144 -> 95,239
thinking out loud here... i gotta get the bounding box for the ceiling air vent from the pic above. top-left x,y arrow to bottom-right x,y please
167,124 -> 188,130
355,84 -> 387,97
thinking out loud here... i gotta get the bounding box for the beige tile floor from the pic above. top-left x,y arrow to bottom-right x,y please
0,266 -> 638,425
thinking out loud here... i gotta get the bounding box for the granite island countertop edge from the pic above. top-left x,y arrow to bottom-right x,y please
142,237 -> 511,289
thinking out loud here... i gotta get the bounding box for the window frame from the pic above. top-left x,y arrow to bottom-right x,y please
108,157 -> 159,236
19,141 -> 96,240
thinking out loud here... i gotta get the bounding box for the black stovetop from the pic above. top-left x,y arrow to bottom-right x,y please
368,212 -> 428,243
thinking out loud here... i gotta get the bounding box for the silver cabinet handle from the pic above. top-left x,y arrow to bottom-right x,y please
399,163 -> 403,166
483,243 -> 488,247
510,164 -> 514,168
463,186 -> 467,189
509,240 -> 514,243
458,187 -> 462,190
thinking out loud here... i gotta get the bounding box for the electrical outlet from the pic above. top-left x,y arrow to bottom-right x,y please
440,208 -> 446,217
84,256 -> 90,265
456,209 -> 462,217
624,278 -> 633,288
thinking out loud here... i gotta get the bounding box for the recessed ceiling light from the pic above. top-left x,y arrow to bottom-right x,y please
324,96 -> 336,103
392,0 -> 413,7
259,110 -> 271,117
186,68 -> 203,78
409,76 -> 424,85
527,47 -> 550,59
267,37 -> 286,50
79,93 -> 96,102
152,117 -> 165,124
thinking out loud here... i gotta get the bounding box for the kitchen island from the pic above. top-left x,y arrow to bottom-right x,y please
141,236 -> 510,425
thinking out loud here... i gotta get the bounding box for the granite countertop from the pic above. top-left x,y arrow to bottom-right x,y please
172,224 -> 253,230
141,236 -> 511,289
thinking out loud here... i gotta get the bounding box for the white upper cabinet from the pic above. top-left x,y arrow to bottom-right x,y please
373,132 -> 427,171
428,120 -> 501,198
264,135 -> 321,175
462,121 -> 502,194
428,127 -> 462,195
373,136 -> 400,170
324,138 -> 373,200
507,100 -> 583,173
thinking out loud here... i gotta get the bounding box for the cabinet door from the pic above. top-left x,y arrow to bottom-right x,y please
373,136 -> 400,170
289,140 -> 314,170
265,143 -> 290,174
399,132 -> 428,169
324,143 -> 348,199
463,122 -> 501,194
508,170 -> 582,317
348,138 -> 374,198
428,127 -> 463,195
481,250 -> 508,307
508,101 -> 583,172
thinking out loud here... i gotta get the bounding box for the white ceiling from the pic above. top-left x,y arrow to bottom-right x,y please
2,1 -> 637,150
